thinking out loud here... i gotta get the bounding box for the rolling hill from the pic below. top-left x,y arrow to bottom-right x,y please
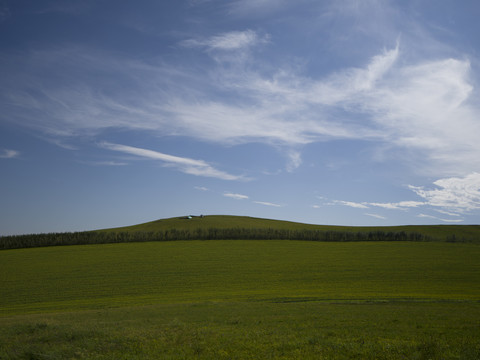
101,214 -> 480,242
1,216 -> 480,358
1,215 -> 479,250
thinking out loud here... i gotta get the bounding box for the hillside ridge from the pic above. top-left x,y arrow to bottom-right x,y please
102,214 -> 480,240
1,215 -> 479,250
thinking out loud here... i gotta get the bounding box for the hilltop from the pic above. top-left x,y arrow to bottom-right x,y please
1,215 -> 479,250
102,214 -> 480,242
100,215 -> 324,232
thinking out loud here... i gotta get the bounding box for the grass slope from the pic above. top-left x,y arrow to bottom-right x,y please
102,214 -> 480,242
1,240 -> 480,359
2,302 -> 480,359
3,240 -> 480,315
2,215 -> 479,251
98,215 -> 323,233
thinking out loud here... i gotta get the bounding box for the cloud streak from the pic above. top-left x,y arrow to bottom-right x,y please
81,160 -> 128,166
328,199 -> 425,211
180,30 -> 268,51
329,200 -> 369,209
368,201 -> 425,210
0,149 -> 19,159
254,201 -> 282,207
418,214 -> 463,223
223,192 -> 249,200
101,142 -> 245,181
365,213 -> 386,220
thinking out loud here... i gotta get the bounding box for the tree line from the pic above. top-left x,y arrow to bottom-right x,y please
0,228 -> 435,250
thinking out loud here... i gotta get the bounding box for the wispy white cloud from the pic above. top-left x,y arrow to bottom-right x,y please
329,200 -> 369,209
101,142 -> 246,181
0,149 -> 19,159
224,192 -> 249,200
329,199 -> 423,211
328,173 -> 480,217
200,189 -> 280,206
311,43 -> 400,103
2,17 -> 480,177
418,214 -> 463,223
434,209 -> 462,217
82,160 -> 128,166
369,201 -> 425,210
181,29 -> 268,51
0,41 -> 384,148
365,213 -> 386,220
285,150 -> 302,172
363,58 -> 479,174
169,39 -> 479,175
254,201 -> 282,207
418,214 -> 436,220
194,186 -> 210,191
409,173 -> 480,214
441,219 -> 464,224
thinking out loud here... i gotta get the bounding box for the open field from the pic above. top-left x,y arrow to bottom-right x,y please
1,301 -> 480,359
1,240 -> 480,358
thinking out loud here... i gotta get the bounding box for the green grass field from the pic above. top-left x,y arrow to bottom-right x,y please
1,239 -> 480,359
104,215 -> 480,242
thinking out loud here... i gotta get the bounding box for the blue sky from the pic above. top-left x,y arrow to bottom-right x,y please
1,0 -> 480,235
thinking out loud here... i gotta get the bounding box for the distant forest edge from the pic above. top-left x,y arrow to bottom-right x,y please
2,224 -> 480,250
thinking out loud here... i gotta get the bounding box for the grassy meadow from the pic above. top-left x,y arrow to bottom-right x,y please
1,238 -> 480,359
3,215 -> 480,250
106,215 -> 480,242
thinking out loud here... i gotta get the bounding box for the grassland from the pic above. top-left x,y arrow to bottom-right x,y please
3,215 -> 480,250
1,239 -> 480,359
2,301 -> 480,359
106,215 -> 480,242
